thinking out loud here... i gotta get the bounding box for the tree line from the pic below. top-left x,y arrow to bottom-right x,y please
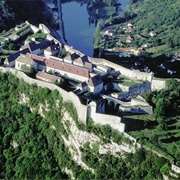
0,71 -> 178,179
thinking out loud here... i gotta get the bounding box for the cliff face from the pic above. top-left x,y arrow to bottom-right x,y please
0,69 -> 177,179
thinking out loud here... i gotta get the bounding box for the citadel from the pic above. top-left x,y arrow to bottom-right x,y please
2,21 -> 167,132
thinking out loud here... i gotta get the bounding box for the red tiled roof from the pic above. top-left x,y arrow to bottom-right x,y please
26,53 -> 89,78
44,58 -> 90,78
26,53 -> 45,65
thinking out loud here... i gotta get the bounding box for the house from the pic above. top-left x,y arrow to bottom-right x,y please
25,53 -> 46,71
20,41 -> 39,54
126,35 -> 133,43
75,74 -> 103,95
76,81 -> 89,94
103,29 -> 113,36
159,63 -> 166,70
36,71 -> 62,84
149,31 -> 156,37
20,40 -> 52,55
64,53 -> 79,64
4,48 -> 29,67
15,54 -> 37,71
167,69 -> 176,75
73,57 -> 84,67
44,43 -> 60,58
87,75 -> 103,94
25,53 -> 90,82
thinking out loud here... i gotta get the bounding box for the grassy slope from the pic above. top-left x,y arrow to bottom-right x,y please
126,0 -> 180,56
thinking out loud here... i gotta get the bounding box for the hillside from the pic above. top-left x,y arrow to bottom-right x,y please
93,0 -> 180,77
0,0 -> 52,31
0,71 -> 176,179
125,0 -> 180,56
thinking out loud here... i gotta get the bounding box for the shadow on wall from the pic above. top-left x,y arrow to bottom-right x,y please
121,116 -> 157,132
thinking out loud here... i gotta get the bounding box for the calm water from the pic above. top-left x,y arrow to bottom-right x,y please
61,0 -> 130,57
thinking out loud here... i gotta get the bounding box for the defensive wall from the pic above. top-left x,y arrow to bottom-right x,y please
89,57 -> 170,91
102,96 -> 153,114
0,67 -> 126,132
0,67 -> 87,124
1,67 -> 179,173
106,81 -> 151,95
102,58 -> 153,82
87,102 -> 125,132
2,22 -> 180,173
38,23 -> 171,93
151,78 -> 167,91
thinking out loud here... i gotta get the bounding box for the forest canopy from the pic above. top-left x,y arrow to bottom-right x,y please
0,0 -> 45,31
0,71 -> 174,179
125,0 -> 180,56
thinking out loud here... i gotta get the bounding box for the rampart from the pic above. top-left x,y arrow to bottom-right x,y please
87,101 -> 125,132
1,67 -> 179,173
102,59 -> 153,82
0,67 -> 125,132
151,78 -> 166,90
39,24 -> 51,34
0,67 -> 87,124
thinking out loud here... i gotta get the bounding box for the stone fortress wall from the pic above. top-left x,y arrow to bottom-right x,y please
39,23 -> 168,92
89,57 -> 168,91
0,67 -> 87,124
1,67 -> 179,175
151,78 -> 167,90
87,102 -> 125,132
0,67 -> 126,132
1,22 -> 180,174
8,23 -> 174,131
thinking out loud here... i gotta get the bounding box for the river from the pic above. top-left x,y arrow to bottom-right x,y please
61,0 -> 130,57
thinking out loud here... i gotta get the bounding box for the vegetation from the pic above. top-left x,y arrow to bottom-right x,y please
124,79 -> 180,166
129,0 -> 180,55
81,142 -> 171,179
27,30 -> 46,41
94,0 -> 180,57
92,0 -> 180,78
87,0 -> 120,20
0,0 -> 179,177
0,71 -> 177,179
0,0 -> 45,32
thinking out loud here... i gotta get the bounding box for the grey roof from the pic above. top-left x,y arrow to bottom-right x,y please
88,75 -> 102,87
45,44 -> 59,52
21,40 -> 52,52
5,48 -> 29,63
16,56 -> 34,65
36,71 -> 61,82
